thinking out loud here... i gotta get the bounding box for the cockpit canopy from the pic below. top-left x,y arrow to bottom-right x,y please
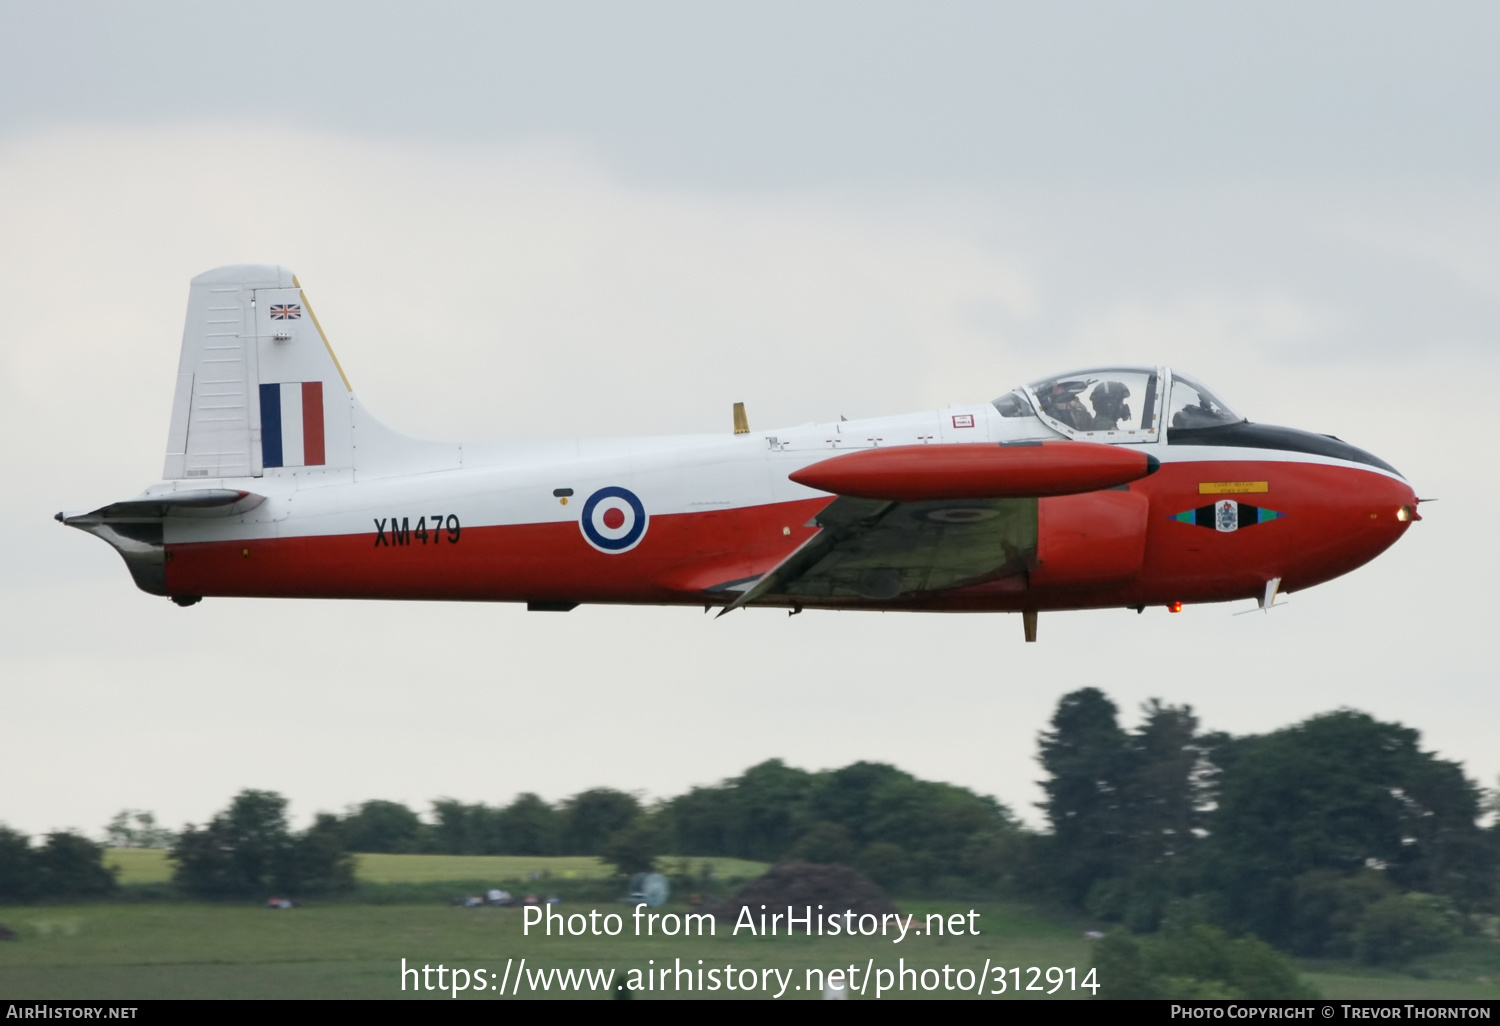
993,367 -> 1242,443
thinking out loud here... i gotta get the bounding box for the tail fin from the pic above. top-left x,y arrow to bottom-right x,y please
162,265 -> 454,481
165,264 -> 351,479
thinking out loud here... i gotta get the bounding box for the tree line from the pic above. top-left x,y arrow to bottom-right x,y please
0,828 -> 116,902
2,687 -> 1495,973
330,761 -> 1020,893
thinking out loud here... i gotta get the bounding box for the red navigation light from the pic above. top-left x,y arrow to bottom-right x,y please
1167,601 -> 1183,613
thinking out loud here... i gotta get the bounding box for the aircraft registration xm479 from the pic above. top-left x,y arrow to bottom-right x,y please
60,266 -> 1421,641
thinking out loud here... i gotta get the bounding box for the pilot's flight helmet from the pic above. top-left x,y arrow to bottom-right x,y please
1092,380 -> 1130,405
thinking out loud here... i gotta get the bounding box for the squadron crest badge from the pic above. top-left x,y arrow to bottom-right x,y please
1170,499 -> 1285,533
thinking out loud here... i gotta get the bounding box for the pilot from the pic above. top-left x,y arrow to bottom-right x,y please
1088,381 -> 1132,430
1038,381 -> 1094,431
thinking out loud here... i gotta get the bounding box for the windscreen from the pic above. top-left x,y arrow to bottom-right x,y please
991,391 -> 1035,418
1167,373 -> 1242,429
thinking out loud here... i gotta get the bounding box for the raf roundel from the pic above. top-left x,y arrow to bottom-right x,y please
580,486 -> 649,553
916,507 -> 1002,525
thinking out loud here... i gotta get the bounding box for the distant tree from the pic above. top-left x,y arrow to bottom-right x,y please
660,786 -> 738,859
340,800 -> 424,854
497,794 -> 559,856
804,762 -> 906,843
1094,925 -> 1318,1000
559,789 -> 641,855
790,822 -> 856,864
1488,780 -> 1500,879
659,757 -> 1022,890
430,799 -> 480,854
601,816 -> 664,876
804,761 -> 1017,886
37,832 -> 116,897
173,790 -> 289,897
1284,869 -> 1393,958
172,790 -> 354,898
0,827 -> 115,901
1035,691 -> 1223,923
0,826 -> 42,902
858,841 -> 911,891
428,799 -> 505,854
726,760 -> 817,861
103,812 -> 132,849
1120,701 -> 1211,869
104,810 -> 176,850
1205,710 -> 1494,945
660,760 -> 817,860
959,829 -> 1027,892
1037,688 -> 1131,903
1354,893 -> 1463,966
1092,930 -> 1154,998
427,795 -> 564,856
222,790 -> 294,890
1111,702 -> 1218,929
281,813 -> 356,894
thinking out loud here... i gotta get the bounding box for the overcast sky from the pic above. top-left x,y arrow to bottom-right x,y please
1,2 -> 1496,837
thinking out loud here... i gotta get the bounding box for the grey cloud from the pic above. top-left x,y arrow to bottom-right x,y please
2,2 -> 1499,188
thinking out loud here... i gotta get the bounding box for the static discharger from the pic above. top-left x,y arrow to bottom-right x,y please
733,402 -> 749,435
1023,610 -> 1038,643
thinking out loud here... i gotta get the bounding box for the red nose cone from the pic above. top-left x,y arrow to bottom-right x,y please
789,441 -> 1158,501
1279,469 -> 1418,594
1345,473 -> 1420,573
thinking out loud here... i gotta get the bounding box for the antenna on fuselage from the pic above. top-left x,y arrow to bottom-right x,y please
1234,577 -> 1288,616
733,402 -> 750,435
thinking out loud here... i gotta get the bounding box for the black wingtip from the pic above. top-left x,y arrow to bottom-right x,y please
1145,455 -> 1161,476
54,511 -> 64,523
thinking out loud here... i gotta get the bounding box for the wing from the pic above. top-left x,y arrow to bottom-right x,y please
722,440 -> 1160,611
726,494 -> 1037,610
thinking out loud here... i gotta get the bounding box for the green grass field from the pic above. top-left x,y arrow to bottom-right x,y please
0,901 -> 1098,1000
102,850 -> 769,886
3,899 -> 1494,1001
12,854 -> 1493,1000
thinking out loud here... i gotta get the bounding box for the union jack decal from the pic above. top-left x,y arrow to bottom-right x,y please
270,304 -> 302,320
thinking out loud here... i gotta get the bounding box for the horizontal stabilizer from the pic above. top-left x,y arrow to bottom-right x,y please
58,489 -> 265,524
52,490 -> 265,600
789,441 -> 1158,502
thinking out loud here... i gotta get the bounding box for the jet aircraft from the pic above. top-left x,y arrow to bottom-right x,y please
60,266 -> 1420,640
